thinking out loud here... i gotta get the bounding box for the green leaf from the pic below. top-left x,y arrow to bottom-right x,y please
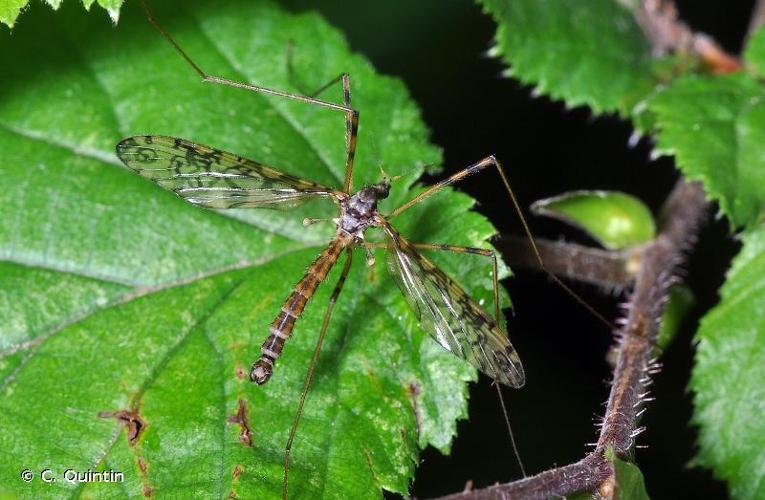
649,73 -> 765,228
0,1 -> 509,498
612,455 -> 651,500
531,190 -> 656,250
691,225 -> 765,500
478,0 -> 656,115
0,0 -> 26,28
0,0 -> 123,28
744,26 -> 765,78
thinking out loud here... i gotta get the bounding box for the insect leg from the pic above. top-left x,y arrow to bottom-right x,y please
493,381 -> 527,477
286,41 -> 345,99
286,44 -> 359,195
137,0 -> 356,115
283,249 -> 354,500
139,0 -> 360,196
388,156 -> 613,330
387,156 -> 498,220
300,72 -> 358,195
364,241 -> 500,318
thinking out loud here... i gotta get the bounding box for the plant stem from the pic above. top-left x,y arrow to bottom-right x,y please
596,179 -> 706,454
747,0 -> 765,42
496,235 -> 633,290
434,179 -> 708,500
629,0 -> 741,72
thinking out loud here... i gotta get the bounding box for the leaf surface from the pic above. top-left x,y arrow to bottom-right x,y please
745,26 -> 765,78
612,454 -> 650,500
691,226 -> 765,500
478,0 -> 656,115
648,73 -> 765,228
0,1 -> 510,498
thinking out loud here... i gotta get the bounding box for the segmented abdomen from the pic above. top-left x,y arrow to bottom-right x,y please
250,235 -> 349,384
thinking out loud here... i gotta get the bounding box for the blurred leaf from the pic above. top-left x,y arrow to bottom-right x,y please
745,26 -> 765,78
691,226 -> 765,500
531,190 -> 656,250
0,0 -> 123,28
656,285 -> 694,353
649,73 -> 765,228
478,0 -> 656,115
0,0 -> 27,28
0,1 -> 511,498
612,454 -> 650,500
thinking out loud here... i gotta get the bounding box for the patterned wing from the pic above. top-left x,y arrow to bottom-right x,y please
116,135 -> 339,208
383,225 -> 525,388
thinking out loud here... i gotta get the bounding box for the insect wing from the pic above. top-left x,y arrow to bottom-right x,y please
384,227 -> 525,388
116,135 -> 338,209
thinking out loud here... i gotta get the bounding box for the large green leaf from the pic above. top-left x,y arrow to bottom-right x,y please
648,73 -> 765,228
478,0 -> 656,115
0,1 -> 510,498
691,226 -> 765,500
0,0 -> 123,28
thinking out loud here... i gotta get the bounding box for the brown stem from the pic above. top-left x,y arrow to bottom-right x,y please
631,0 -> 694,56
434,179 -> 708,500
629,0 -> 742,73
747,0 -> 765,43
596,180 -> 706,454
496,235 -> 634,291
437,455 -> 612,500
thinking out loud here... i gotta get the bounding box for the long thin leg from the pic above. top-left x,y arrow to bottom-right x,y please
137,0 -> 358,194
387,156 -> 497,220
413,243 -> 500,321
306,73 -> 358,195
286,42 -> 344,98
494,382 -> 526,477
387,155 -> 614,330
307,74 -> 347,99
283,249 -> 354,500
368,242 -> 501,323
283,38 -> 358,193
285,58 -> 358,194
365,240 -> 525,476
339,74 -> 359,195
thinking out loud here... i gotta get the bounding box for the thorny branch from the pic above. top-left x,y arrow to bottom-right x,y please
438,180 -> 707,500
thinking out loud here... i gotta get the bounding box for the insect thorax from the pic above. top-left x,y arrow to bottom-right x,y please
337,181 -> 390,235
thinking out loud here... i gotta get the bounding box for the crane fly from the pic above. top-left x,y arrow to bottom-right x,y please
119,1 -> 534,497
117,134 -> 524,388
116,140 -> 524,496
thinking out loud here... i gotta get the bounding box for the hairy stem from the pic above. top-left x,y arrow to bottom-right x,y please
596,180 -> 706,453
435,180 -> 707,500
496,235 -> 634,290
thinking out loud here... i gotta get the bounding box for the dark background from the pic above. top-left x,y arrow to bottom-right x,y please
280,1 -> 754,498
